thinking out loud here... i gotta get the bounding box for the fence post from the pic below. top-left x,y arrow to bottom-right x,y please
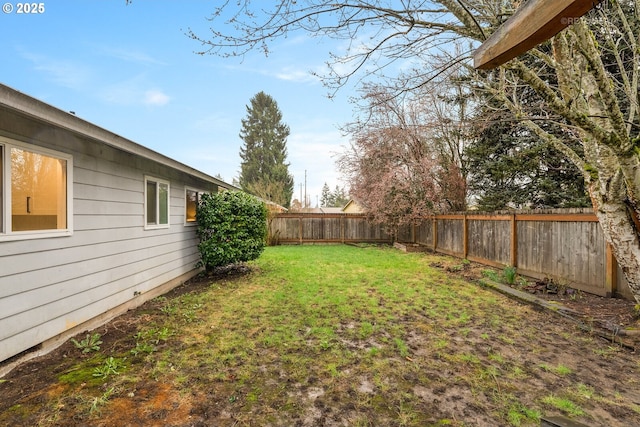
510,213 -> 518,267
341,215 -> 345,244
605,243 -> 617,297
298,215 -> 303,244
463,213 -> 468,259
432,216 -> 438,252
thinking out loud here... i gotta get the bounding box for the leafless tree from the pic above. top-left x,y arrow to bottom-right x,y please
337,84 -> 467,233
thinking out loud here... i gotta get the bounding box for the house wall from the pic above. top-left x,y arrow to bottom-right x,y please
0,103 -> 219,365
342,200 -> 363,213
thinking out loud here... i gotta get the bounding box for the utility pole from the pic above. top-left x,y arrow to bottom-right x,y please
304,170 -> 307,209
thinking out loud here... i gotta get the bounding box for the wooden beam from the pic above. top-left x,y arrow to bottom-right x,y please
474,0 -> 602,69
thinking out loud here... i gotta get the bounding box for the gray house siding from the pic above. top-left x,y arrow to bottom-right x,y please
0,85 -> 233,366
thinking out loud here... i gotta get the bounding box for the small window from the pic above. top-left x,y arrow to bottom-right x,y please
1,138 -> 73,240
185,188 -> 204,224
185,189 -> 198,223
145,176 -> 170,229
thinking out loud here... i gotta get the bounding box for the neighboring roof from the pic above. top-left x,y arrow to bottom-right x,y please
0,83 -> 240,191
320,207 -> 343,214
263,199 -> 288,212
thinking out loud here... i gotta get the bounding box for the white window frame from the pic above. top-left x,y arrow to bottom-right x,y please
184,187 -> 206,226
0,136 -> 73,241
144,175 -> 170,230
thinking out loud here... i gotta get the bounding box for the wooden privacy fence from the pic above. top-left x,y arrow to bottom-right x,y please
269,209 -> 632,299
269,213 -> 391,244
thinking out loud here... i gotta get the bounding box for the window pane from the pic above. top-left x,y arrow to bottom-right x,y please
186,189 -> 197,222
159,183 -> 169,225
146,180 -> 157,225
11,147 -> 67,231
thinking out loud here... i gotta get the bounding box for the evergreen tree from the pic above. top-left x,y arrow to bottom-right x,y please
239,91 -> 294,208
465,109 -> 590,211
332,185 -> 350,207
320,183 -> 331,207
320,183 -> 350,207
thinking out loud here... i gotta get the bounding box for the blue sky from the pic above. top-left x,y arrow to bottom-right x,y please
1,1 -> 357,205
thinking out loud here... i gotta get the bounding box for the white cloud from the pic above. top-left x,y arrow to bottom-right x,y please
275,67 -> 317,83
144,89 -> 170,106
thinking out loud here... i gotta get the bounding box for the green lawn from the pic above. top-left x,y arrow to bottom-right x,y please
2,245 -> 639,426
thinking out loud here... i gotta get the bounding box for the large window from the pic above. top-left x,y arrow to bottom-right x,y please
0,138 -> 72,240
145,176 -> 170,229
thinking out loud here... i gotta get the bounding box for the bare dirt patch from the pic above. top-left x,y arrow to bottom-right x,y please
431,256 -> 640,335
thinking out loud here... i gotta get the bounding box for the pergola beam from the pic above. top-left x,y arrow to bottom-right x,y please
473,0 -> 602,70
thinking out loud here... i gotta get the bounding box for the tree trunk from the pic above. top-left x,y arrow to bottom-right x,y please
594,197 -> 640,302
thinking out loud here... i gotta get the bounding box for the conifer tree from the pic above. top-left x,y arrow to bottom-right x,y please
239,92 -> 294,208
466,109 -> 590,210
320,183 -> 331,207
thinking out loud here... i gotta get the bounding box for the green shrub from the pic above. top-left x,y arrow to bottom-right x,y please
196,191 -> 267,270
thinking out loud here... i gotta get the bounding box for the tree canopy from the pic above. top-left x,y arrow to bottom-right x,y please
466,105 -> 591,211
320,183 -> 350,208
239,91 -> 294,209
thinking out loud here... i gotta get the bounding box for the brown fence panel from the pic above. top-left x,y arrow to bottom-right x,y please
466,214 -> 511,267
270,216 -> 300,241
343,216 -> 366,241
436,216 -> 464,256
516,216 -> 607,295
343,216 -> 391,242
271,213 -> 391,244
414,220 -> 433,247
397,224 -> 413,243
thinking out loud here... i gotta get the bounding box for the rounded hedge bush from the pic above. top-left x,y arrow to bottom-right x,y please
195,191 -> 267,270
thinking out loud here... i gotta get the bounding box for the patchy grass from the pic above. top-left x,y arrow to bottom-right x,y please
1,245 -> 639,426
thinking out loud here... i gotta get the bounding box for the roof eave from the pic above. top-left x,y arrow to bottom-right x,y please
0,83 -> 239,190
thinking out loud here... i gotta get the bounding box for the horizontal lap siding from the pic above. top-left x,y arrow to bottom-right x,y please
0,140 -> 207,362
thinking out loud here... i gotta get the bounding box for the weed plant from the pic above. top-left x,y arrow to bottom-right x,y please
503,266 -> 517,285
70,333 -> 102,354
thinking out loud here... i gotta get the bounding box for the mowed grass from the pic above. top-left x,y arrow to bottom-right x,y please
4,245 -> 640,426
